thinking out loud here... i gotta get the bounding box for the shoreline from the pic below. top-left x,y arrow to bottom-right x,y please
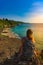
0,28 -> 22,63
1,27 -> 21,39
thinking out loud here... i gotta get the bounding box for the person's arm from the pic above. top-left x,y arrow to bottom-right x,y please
18,44 -> 23,54
30,41 -> 38,57
18,38 -> 25,56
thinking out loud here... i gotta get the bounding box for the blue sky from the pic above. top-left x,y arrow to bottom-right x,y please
0,0 -> 43,23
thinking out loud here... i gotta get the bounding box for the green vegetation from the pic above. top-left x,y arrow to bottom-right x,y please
0,18 -> 24,29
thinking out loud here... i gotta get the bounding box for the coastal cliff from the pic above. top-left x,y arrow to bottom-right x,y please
0,35 -> 22,63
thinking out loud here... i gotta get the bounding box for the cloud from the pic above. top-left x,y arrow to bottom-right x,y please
22,2 -> 43,23
11,2 -> 43,23
32,2 -> 42,7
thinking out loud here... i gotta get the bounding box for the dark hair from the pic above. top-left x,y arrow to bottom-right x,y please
27,29 -> 33,38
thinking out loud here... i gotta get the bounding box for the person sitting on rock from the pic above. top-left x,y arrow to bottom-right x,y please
18,29 -> 40,65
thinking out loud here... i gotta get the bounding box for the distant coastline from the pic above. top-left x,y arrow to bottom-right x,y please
0,18 -> 24,29
0,18 -> 24,38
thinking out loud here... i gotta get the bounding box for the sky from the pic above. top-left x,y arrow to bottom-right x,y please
0,0 -> 43,23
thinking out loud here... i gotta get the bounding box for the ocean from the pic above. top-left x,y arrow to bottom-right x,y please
11,23 -> 43,51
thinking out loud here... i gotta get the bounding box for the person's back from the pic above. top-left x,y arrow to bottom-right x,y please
21,37 -> 35,61
19,29 -> 40,65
